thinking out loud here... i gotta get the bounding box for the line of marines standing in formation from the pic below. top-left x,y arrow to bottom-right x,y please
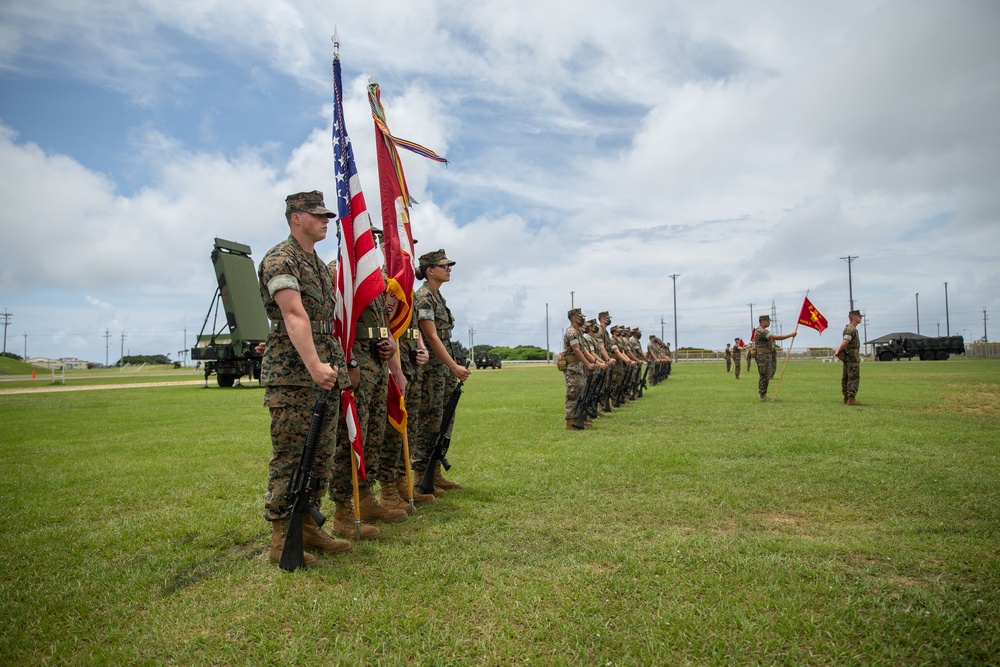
560,308 -> 673,429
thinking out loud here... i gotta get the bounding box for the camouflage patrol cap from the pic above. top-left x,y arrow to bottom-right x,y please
849,309 -> 863,318
599,311 -> 610,319
285,190 -> 336,218
759,314 -> 770,322
586,319 -> 597,326
568,308 -> 583,319
419,249 -> 455,267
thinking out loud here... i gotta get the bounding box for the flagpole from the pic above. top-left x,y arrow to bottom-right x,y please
774,291 -> 811,400
346,390 -> 362,539
773,321 -> 799,400
401,424 -> 415,512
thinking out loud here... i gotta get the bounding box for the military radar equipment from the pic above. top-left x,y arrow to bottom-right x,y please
191,238 -> 269,387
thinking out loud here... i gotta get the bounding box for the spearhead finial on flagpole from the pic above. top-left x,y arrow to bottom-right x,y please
332,28 -> 340,54
368,71 -> 378,86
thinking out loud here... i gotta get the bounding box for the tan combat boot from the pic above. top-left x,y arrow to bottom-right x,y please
846,397 -> 865,406
434,462 -> 462,490
269,518 -> 316,566
413,470 -> 446,497
358,484 -> 408,523
378,478 -> 413,514
331,501 -> 380,540
302,513 -> 351,554
395,476 -> 436,504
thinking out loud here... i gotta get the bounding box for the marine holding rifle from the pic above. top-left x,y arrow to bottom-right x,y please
407,249 -> 472,493
258,190 -> 353,568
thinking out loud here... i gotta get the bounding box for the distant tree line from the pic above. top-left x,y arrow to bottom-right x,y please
117,354 -> 172,366
473,344 -> 548,361
1,352 -> 23,361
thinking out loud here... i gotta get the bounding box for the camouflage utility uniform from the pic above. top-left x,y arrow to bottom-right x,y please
563,323 -> 586,420
841,322 -> 861,401
408,283 -> 457,470
330,286 -> 392,501
384,308 -> 421,482
258,235 -> 350,522
733,340 -> 742,379
753,325 -> 776,397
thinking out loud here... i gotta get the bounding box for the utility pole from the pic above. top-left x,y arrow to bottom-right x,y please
660,317 -> 665,341
104,329 -> 111,367
1,309 -> 11,355
944,282 -> 950,336
469,326 -> 475,353
915,293 -> 920,335
545,303 -> 550,362
747,303 -> 755,340
669,274 -> 680,354
570,291 -> 574,309
23,332 -> 27,360
840,256 -> 858,311
984,307 -> 989,343
120,332 -> 126,366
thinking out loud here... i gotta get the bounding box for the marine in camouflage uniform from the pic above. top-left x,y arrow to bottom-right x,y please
381,294 -> 435,507
258,190 -> 353,565
733,337 -> 742,379
327,266 -> 407,536
834,309 -> 864,405
408,249 -> 472,490
562,308 -> 594,428
753,314 -> 796,402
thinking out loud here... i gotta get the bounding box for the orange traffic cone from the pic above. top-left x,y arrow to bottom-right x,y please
31,371 -> 36,379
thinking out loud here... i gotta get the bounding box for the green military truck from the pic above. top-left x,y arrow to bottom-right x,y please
872,333 -> 966,361
191,238 -> 269,387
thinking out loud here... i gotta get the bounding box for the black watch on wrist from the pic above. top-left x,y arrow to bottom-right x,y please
348,359 -> 359,369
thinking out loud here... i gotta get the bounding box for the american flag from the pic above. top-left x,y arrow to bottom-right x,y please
332,52 -> 383,480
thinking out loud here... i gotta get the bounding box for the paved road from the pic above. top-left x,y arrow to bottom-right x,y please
0,380 -> 209,395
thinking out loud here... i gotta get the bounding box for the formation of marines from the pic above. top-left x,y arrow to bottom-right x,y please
560,309 -> 673,430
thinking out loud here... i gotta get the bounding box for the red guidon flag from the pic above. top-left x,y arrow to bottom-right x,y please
386,373 -> 407,433
368,80 -> 447,340
797,297 -> 829,333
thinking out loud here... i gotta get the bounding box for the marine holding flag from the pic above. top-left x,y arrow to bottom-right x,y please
408,249 -> 472,491
326,48 -> 398,540
258,190 -> 354,567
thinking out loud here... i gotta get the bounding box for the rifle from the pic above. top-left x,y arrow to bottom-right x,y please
417,363 -> 470,495
572,366 -> 601,430
638,362 -> 650,395
279,392 -> 329,572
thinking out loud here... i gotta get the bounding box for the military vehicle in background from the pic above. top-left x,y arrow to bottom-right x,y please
871,333 -> 966,361
475,352 -> 502,369
190,238 -> 269,387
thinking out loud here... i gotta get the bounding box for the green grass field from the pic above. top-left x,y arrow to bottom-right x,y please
1,359 -> 998,665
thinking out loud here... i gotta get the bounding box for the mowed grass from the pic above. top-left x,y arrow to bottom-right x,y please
1,359 -> 998,666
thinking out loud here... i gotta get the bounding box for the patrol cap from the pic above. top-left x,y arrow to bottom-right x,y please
759,314 -> 770,322
586,319 -> 597,326
849,309 -> 863,318
419,249 -> 455,267
568,308 -> 583,319
599,311 -> 610,319
285,190 -> 336,218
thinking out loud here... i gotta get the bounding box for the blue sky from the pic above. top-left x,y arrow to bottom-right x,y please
1,0 -> 998,364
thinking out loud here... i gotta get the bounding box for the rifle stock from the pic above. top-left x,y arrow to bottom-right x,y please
278,393 -> 328,572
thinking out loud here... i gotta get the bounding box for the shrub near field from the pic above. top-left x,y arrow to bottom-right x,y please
0,359 -> 998,666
